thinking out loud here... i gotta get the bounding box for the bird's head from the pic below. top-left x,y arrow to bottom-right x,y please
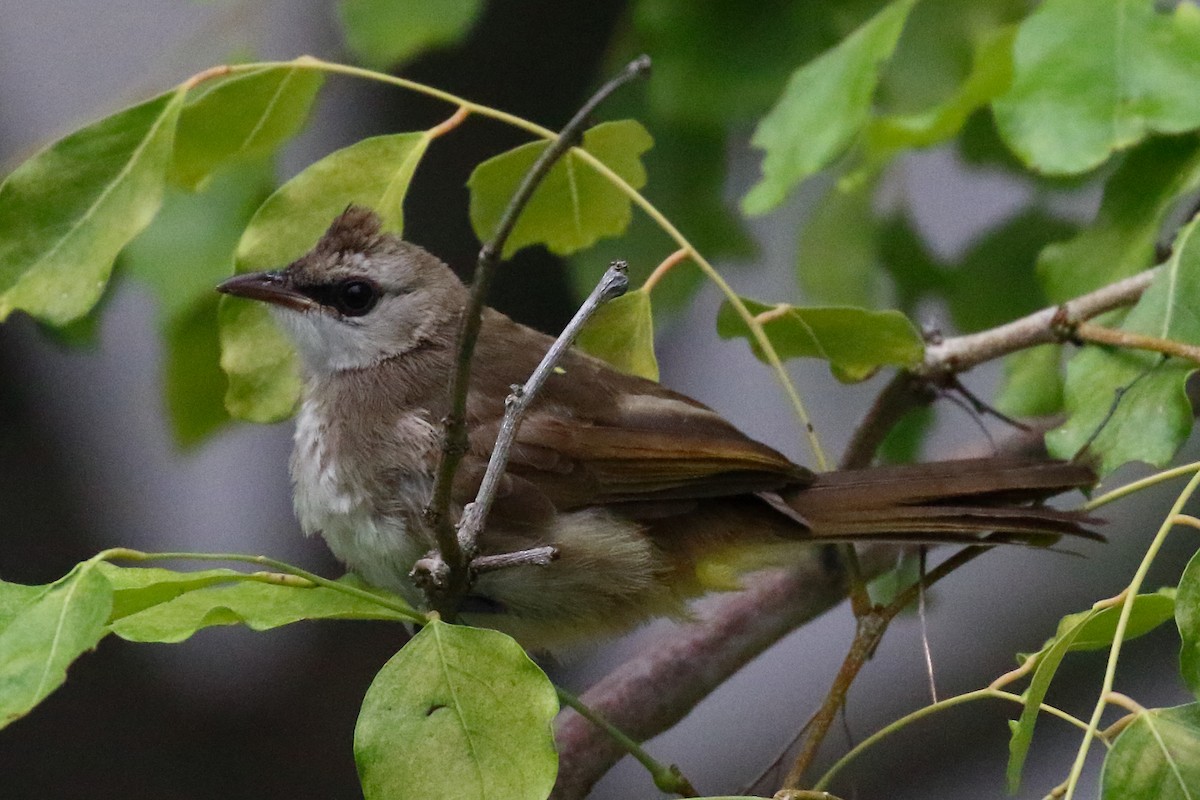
217,206 -> 466,374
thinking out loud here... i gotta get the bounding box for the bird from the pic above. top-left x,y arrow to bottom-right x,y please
217,205 -> 1098,649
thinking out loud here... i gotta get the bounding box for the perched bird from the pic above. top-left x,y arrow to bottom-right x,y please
217,206 -> 1098,648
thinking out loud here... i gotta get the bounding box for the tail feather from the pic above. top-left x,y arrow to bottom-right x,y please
785,456 -> 1099,546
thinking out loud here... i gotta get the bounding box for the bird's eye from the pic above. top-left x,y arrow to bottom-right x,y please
334,280 -> 379,316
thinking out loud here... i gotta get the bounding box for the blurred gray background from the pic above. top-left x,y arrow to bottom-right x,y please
0,2 -> 1194,798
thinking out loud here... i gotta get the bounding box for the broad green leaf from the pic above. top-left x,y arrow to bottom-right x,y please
1101,704 -> 1200,800
1176,547 -> 1200,698
797,179 -> 885,308
338,0 -> 483,70
717,297 -> 924,382
0,563 -> 112,729
994,0 -> 1200,175
0,581 -> 46,627
575,289 -> 659,381
742,0 -> 917,215
1008,591 -> 1178,791
355,621 -> 558,800
864,24 -> 1015,166
172,65 -> 324,189
1047,214 -> 1200,473
123,161 -> 273,444
220,132 -> 430,422
995,344 -> 1064,418
93,563 -> 252,621
468,120 -> 653,258
109,577 -> 413,643
567,125 -> 751,313
1038,135 -> 1200,302
0,89 -> 185,325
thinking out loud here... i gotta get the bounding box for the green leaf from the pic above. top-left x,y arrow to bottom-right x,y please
109,576 -> 413,643
717,297 -> 924,382
0,88 -> 185,326
94,562 -> 257,620
219,132 -> 431,422
1101,704 -> 1200,800
574,288 -> 659,381
878,405 -> 934,465
567,124 -> 753,313
864,24 -> 1015,166
994,0 -> 1200,175
797,179 -> 885,307
468,120 -> 653,259
630,0 -> 872,126
1176,547 -> 1200,698
0,563 -> 113,729
1046,214 -> 1200,473
172,66 -> 324,190
1007,591 -> 1178,792
338,0 -> 483,70
1038,135 -> 1200,302
995,344 -> 1064,418
742,0 -> 917,215
123,160 -> 274,444
355,621 -> 558,800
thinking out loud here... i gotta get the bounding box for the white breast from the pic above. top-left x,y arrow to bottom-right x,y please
290,397 -> 434,606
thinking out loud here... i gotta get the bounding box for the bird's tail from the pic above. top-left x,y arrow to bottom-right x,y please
783,456 -> 1101,546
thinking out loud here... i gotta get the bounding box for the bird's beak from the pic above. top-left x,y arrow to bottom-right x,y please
216,270 -> 314,312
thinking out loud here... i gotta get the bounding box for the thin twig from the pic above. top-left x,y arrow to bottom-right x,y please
470,546 -> 559,574
422,56 -> 651,616
457,262 -> 629,554
1073,320 -> 1200,363
920,268 -> 1158,376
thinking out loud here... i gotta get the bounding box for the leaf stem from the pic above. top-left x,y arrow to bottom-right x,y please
556,685 -> 697,797
813,688 -> 1093,791
1060,467 -> 1200,800
641,248 -> 690,293
1083,461 -> 1200,511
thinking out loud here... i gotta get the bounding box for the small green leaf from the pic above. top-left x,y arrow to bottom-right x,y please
742,0 -> 917,215
468,120 -> 652,259
123,160 -> 274,444
219,132 -> 431,422
995,344 -> 1064,418
1101,704 -> 1200,800
338,0 -> 483,70
1176,547 -> 1200,698
994,0 -> 1200,175
0,88 -> 186,325
797,179 -> 885,308
109,576 -> 413,643
575,289 -> 659,381
355,621 -> 558,800
0,563 -> 113,729
1047,214 -> 1200,473
172,66 -> 324,189
716,297 -> 924,382
568,125 -> 752,313
1038,135 -> 1200,302
1007,591 -> 1178,792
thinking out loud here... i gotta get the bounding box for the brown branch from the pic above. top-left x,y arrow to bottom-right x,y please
422,55 -> 651,617
920,268 -> 1158,376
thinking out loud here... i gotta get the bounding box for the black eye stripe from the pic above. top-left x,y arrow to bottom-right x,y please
296,279 -> 381,317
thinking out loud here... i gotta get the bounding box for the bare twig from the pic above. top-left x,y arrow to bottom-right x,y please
1072,320 -> 1200,363
422,55 -> 651,615
920,268 -> 1158,376
457,262 -> 630,554
470,546 -> 559,574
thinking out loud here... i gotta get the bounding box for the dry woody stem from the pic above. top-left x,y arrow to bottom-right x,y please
420,56 -> 651,617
